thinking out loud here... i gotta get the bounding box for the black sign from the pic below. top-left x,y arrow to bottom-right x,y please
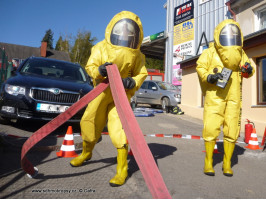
174,0 -> 194,26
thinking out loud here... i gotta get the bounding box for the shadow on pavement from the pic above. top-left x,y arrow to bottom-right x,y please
128,143 -> 177,177
0,117 -> 81,198
0,146 -> 117,199
0,146 -> 51,198
213,143 -> 246,168
0,152 -> 117,199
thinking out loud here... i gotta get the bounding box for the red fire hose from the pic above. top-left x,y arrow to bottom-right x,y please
21,65 -> 171,199
107,65 -> 171,199
21,79 -> 109,176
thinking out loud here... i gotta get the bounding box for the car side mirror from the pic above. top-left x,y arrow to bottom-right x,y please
152,86 -> 157,91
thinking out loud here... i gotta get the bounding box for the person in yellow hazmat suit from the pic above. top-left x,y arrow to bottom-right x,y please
196,19 -> 254,177
70,11 -> 147,187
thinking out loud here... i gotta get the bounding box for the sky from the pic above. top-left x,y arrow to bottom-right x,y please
0,0 -> 167,48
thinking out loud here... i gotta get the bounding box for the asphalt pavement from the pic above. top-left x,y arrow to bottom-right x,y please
1,111 -> 266,199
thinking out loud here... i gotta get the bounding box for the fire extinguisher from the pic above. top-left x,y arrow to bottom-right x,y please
245,119 -> 254,144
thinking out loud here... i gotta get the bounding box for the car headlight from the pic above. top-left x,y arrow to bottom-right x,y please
174,94 -> 181,98
5,84 -> 25,96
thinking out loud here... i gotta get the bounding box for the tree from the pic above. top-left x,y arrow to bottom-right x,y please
145,57 -> 164,72
42,29 -> 54,49
70,30 -> 97,67
55,36 -> 63,51
55,35 -> 71,52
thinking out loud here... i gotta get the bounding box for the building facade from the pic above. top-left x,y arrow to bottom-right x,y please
179,0 -> 266,137
164,0 -> 229,83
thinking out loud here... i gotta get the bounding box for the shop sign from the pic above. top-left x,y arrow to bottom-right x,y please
174,0 -> 194,26
173,19 -> 194,45
173,40 -> 195,64
150,31 -> 165,41
142,31 -> 165,44
174,41 -> 195,57
172,64 -> 182,86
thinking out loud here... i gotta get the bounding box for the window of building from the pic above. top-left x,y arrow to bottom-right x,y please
254,5 -> 266,31
257,57 -> 266,105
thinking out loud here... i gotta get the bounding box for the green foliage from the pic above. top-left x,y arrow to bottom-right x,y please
53,30 -> 96,68
55,36 -> 70,52
55,36 -> 63,51
145,57 -> 164,72
69,30 -> 97,67
42,29 -> 54,49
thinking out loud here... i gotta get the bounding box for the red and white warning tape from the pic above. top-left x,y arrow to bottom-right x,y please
143,133 -> 246,144
1,132 -> 246,144
145,133 -> 202,140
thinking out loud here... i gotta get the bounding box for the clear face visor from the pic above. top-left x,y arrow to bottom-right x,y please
219,24 -> 242,46
110,18 -> 140,49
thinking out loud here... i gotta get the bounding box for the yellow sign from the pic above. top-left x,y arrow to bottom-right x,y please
173,19 -> 194,45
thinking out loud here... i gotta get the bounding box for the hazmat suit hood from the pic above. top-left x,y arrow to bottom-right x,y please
85,10 -> 147,93
97,10 -> 145,87
214,19 -> 243,70
105,11 -> 144,50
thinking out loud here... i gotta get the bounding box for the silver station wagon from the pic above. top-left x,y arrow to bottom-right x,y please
133,80 -> 181,110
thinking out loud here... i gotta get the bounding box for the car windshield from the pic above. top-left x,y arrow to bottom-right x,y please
20,59 -> 87,83
157,82 -> 177,90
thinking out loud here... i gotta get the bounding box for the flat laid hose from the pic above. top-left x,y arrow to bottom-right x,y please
21,79 -> 109,176
21,64 -> 171,199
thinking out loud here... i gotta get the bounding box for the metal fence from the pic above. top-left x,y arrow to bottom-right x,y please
0,48 -> 12,87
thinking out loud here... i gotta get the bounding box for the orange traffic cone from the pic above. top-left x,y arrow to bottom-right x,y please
128,148 -> 134,156
203,141 -> 221,154
56,126 -> 78,157
213,142 -> 221,154
245,128 -> 262,150
126,140 -> 133,156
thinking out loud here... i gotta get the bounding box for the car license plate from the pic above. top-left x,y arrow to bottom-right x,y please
36,103 -> 69,113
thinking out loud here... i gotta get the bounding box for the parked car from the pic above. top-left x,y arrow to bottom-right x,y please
132,80 -> 181,110
0,57 -> 93,122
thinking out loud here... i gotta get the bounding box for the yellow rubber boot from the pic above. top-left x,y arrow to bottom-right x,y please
109,145 -> 128,187
204,141 -> 216,176
70,141 -> 95,167
223,140 -> 235,177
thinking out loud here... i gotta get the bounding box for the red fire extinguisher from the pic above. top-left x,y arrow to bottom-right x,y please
245,119 -> 255,144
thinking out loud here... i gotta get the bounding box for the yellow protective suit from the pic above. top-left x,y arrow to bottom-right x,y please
81,11 -> 147,148
197,19 -> 255,176
196,19 -> 254,143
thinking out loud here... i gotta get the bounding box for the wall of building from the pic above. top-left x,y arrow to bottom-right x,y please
165,0 -> 228,83
194,0 -> 228,49
242,44 -> 266,137
180,0 -> 266,137
180,65 -> 203,119
234,0 -> 266,136
234,0 -> 266,36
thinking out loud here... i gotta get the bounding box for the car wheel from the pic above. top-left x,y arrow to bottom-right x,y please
161,97 -> 170,111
